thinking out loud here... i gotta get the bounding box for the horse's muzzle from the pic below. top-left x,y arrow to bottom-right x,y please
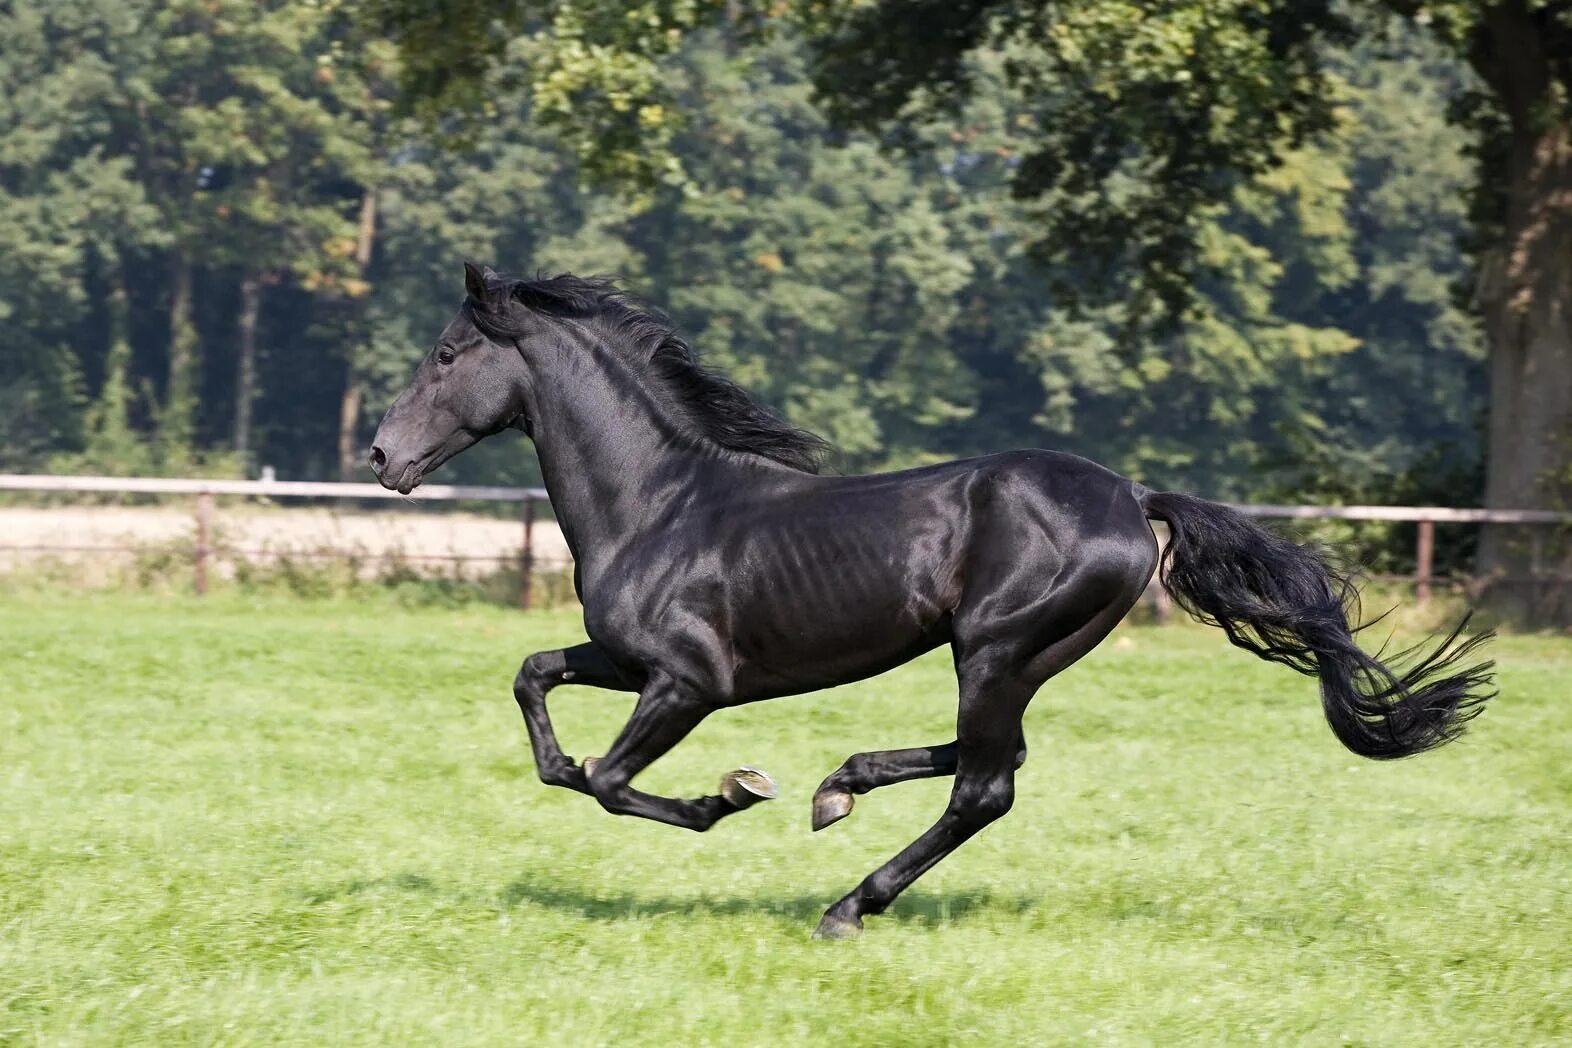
368,443 -> 421,494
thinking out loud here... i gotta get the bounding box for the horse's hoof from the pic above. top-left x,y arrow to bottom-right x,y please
720,766 -> 777,809
811,788 -> 854,831
812,912 -> 863,940
581,756 -> 601,779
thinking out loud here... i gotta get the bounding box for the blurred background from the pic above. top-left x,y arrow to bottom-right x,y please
2,0 -> 1566,621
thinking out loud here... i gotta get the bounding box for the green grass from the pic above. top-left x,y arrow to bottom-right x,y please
2,592 -> 1569,1046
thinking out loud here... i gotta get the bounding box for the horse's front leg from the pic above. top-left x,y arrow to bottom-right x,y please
583,676 -> 776,832
513,641 -> 631,791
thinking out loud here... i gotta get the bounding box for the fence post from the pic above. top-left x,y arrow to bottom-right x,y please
519,493 -> 535,610
1415,517 -> 1435,604
194,490 -> 213,596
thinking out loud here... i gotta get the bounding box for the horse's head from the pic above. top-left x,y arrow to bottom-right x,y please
369,262 -> 534,493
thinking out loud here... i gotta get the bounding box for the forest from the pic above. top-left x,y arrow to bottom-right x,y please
0,1 -> 1489,512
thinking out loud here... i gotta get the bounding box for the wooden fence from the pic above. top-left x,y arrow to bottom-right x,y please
0,473 -> 551,607
1,474 -> 1567,611
1231,503 -> 1567,605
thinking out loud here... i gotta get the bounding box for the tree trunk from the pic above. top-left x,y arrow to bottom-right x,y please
337,377 -> 364,482
1458,1 -> 1572,621
233,273 -> 263,465
165,253 -> 199,460
82,259 -> 142,469
1475,120 -> 1572,620
337,188 -> 378,481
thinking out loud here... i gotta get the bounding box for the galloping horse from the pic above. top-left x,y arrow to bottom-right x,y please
370,263 -> 1494,938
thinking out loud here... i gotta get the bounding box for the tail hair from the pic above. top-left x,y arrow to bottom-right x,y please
1142,490 -> 1495,759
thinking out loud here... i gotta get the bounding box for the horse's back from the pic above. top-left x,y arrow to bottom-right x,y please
621,449 -> 1154,699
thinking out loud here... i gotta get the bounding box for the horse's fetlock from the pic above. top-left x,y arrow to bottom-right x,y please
536,759 -> 572,787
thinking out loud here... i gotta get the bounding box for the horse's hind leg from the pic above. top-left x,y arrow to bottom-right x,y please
813,671 -> 1032,939
810,734 -> 1027,831
814,587 -> 1138,939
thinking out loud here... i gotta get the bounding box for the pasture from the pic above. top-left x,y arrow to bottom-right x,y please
2,592 -> 1568,1045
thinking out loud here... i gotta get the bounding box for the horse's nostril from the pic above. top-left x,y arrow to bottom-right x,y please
369,445 -> 387,473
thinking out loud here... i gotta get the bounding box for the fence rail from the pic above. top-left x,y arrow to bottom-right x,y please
0,473 -> 552,606
2,474 -> 1568,611
1229,502 -> 1569,607
0,473 -> 546,502
1233,504 -> 1564,524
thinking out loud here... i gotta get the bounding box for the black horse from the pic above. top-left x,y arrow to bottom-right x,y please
370,263 -> 1494,938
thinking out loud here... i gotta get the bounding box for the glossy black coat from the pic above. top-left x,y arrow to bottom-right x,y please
370,265 -> 1494,938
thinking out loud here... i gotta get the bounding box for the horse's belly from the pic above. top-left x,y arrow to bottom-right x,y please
728,598 -> 952,700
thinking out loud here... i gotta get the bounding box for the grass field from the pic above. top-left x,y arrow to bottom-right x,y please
2,592 -> 1569,1045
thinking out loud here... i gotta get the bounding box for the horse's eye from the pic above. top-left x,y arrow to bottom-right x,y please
436,349 -> 455,366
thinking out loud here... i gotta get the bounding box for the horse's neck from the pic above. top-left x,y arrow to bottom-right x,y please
527,347 -> 739,560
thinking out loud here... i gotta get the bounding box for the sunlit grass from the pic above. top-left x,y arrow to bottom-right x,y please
1,592 -> 1567,1045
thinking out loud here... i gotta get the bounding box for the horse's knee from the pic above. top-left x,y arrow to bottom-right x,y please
588,769 -> 630,814
514,651 -> 558,699
513,658 -> 539,699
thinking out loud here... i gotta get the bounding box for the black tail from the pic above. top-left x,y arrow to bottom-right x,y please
1140,490 -> 1495,759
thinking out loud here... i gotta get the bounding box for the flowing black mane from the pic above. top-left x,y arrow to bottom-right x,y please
471,273 -> 830,474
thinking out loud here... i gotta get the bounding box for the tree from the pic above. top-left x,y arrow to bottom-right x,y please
806,0 -> 1563,614
0,0 -> 168,471
147,0 -> 386,465
0,0 -> 1500,590
629,37 -> 983,465
374,0 -> 1566,617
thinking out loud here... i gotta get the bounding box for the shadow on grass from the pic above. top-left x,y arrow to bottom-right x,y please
301,871 -> 1039,930
495,875 -> 1039,928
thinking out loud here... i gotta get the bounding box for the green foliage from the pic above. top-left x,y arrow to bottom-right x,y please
1034,34 -> 1485,498
137,0 -> 387,281
814,1 -> 1356,325
369,0 -> 728,193
643,38 -> 985,463
0,1 -> 1496,518
50,330 -> 159,478
0,0 -> 162,467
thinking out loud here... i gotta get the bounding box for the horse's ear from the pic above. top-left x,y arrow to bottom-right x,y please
463,260 -> 492,304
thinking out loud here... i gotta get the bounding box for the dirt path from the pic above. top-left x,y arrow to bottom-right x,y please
0,504 -> 571,580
